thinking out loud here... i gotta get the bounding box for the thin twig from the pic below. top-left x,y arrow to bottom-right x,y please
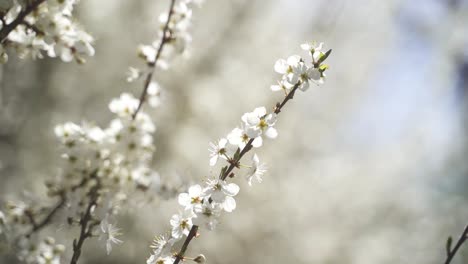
219,83 -> 301,181
132,0 -> 177,119
24,193 -> 66,237
0,0 -> 46,43
175,83 -> 303,264
173,225 -> 199,264
445,224 -> 468,264
70,179 -> 101,264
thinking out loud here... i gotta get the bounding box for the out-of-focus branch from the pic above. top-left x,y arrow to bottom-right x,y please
445,224 -> 468,264
24,193 -> 66,237
132,0 -> 177,119
0,0 -> 46,43
70,179 -> 101,264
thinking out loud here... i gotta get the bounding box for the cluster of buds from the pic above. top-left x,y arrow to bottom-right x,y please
145,42 -> 331,264
0,0 -> 94,63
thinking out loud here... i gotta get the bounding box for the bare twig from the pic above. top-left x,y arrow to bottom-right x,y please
173,225 -> 199,264
444,224 -> 468,264
132,0 -> 177,119
0,0 -> 46,43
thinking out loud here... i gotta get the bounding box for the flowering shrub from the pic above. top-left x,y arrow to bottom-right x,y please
0,1 -> 344,264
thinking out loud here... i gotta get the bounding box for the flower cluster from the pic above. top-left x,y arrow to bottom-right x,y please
17,237 -> 65,264
129,0 -> 203,83
271,41 -> 328,92
0,83 -> 172,263
0,0 -> 94,63
145,41 -> 331,264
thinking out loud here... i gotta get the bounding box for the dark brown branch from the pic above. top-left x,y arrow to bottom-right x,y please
174,49 -> 332,264
444,225 -> 468,264
70,179 -> 101,264
24,193 -> 66,237
132,0 -> 177,119
176,79 -> 303,264
0,0 -> 46,43
173,225 -> 198,264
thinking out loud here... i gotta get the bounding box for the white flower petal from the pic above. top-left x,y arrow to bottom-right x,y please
178,193 -> 191,207
223,183 -> 240,196
274,59 -> 288,74
223,196 -> 236,212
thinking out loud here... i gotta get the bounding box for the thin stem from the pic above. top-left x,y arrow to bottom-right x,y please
132,0 -> 177,119
445,224 -> 468,264
0,0 -> 46,43
25,193 -> 66,237
173,225 -> 198,264
70,179 -> 101,264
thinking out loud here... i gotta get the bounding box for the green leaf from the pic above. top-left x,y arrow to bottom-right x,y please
319,64 -> 329,72
233,148 -> 241,160
317,49 -> 332,65
446,236 -> 453,256
219,166 -> 228,179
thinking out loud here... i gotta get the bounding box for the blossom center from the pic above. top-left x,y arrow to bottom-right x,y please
191,197 -> 201,204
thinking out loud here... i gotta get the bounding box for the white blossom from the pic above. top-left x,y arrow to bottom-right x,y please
178,184 -> 204,213
127,67 -> 141,82
227,126 -> 263,149
208,138 -> 236,166
147,255 -> 176,264
109,93 -> 139,118
195,200 -> 221,231
245,154 -> 267,186
170,209 -> 196,239
99,217 -> 123,255
241,107 -> 278,139
301,41 -> 324,62
149,234 -> 174,259
203,179 -> 239,212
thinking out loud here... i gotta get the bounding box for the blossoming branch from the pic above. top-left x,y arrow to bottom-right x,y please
0,0 -> 204,263
0,0 -> 94,63
145,41 -> 331,264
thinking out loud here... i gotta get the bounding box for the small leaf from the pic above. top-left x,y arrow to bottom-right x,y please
219,166 -> 228,179
446,236 -> 453,256
319,64 -> 329,72
233,148 -> 241,160
317,49 -> 332,65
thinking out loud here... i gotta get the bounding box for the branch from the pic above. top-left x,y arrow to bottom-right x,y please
219,82 -> 301,181
132,0 -> 177,119
70,179 -> 101,264
444,224 -> 468,264
0,0 -> 46,43
173,225 -> 199,264
175,80 -> 304,264
24,193 -> 66,237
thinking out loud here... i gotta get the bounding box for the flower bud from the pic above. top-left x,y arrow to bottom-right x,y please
193,254 -> 206,263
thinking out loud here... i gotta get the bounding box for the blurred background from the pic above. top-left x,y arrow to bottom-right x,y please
1,0 -> 468,263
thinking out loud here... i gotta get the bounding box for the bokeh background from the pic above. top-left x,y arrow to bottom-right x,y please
1,0 -> 468,263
